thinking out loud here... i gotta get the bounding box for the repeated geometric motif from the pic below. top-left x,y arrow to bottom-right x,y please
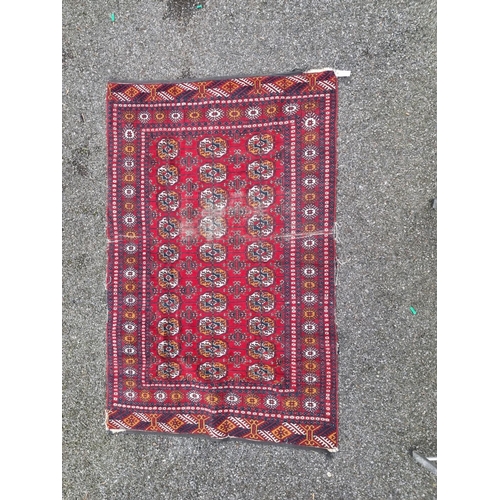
106,70 -> 338,449
149,127 -> 286,386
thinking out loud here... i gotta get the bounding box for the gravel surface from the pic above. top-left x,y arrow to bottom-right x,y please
62,0 -> 436,498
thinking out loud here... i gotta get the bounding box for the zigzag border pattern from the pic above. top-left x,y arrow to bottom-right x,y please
107,72 -> 337,104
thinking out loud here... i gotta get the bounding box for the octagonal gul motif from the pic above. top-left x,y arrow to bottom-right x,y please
198,317 -> 227,336
247,159 -> 274,180
198,339 -> 228,358
198,137 -> 228,158
199,243 -> 227,262
199,162 -> 227,183
158,243 -> 180,263
199,292 -> 227,312
157,362 -> 181,379
200,187 -> 228,210
246,242 -> 273,262
247,134 -> 274,155
158,340 -> 180,358
248,291 -> 275,312
199,267 -> 227,288
248,316 -> 275,336
157,318 -> 180,336
158,190 -> 180,211
158,268 -> 179,288
247,185 -> 274,208
247,214 -> 274,237
157,138 -> 179,159
157,164 -> 179,186
247,266 -> 275,287
158,293 -> 180,313
248,340 -> 276,360
198,362 -> 227,381
199,216 -> 227,239
247,363 -> 275,381
158,217 -> 180,239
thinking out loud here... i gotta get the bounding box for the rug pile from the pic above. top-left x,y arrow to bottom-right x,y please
105,70 -> 339,449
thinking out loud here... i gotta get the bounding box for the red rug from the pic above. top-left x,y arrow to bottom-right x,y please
105,70 -> 338,449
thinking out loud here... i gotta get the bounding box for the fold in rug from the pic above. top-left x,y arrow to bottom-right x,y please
105,70 -> 339,449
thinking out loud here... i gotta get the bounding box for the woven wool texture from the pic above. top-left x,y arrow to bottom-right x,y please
105,70 -> 339,449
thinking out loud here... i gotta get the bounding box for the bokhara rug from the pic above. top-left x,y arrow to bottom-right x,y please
105,70 -> 338,449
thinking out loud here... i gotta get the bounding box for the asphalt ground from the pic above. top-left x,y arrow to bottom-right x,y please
62,0 -> 437,498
